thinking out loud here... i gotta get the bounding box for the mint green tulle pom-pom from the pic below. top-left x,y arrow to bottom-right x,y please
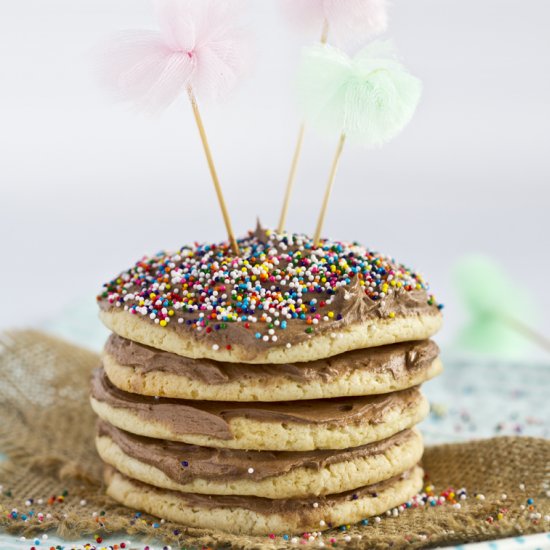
297,41 -> 422,146
453,255 -> 539,357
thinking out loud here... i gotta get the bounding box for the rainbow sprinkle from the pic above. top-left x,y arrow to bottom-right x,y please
97,228 -> 440,346
2,479 -> 548,549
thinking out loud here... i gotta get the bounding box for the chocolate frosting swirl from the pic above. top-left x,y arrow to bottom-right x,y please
91,369 -> 423,440
98,421 -> 416,483
104,334 -> 439,385
107,466 -> 418,514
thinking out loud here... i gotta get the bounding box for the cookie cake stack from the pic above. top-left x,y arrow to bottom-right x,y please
90,227 -> 443,535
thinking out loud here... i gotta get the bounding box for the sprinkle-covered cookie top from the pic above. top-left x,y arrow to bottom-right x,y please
97,225 -> 441,351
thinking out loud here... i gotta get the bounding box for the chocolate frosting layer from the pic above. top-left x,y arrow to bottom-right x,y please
98,420 -> 416,483
108,465 -> 417,514
91,369 -> 423,440
105,334 -> 439,385
97,226 -> 442,356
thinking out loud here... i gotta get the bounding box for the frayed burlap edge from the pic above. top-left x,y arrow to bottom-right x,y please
0,330 -> 548,549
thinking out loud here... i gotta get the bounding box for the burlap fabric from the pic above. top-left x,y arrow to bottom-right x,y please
0,331 -> 548,549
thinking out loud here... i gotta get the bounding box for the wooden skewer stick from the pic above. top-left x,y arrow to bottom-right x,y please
187,87 -> 239,255
313,133 -> 346,246
501,314 -> 550,354
277,20 -> 330,234
320,18 -> 329,43
277,123 -> 305,233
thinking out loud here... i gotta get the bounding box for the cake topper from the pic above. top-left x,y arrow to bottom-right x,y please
277,0 -> 388,233
282,0 -> 388,49
454,255 -> 550,356
296,41 -> 422,244
99,0 -> 251,255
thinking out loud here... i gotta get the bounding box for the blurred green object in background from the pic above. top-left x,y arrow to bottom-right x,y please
453,255 -> 547,358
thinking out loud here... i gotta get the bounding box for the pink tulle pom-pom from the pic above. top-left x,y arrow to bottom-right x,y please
99,0 -> 251,113
282,0 -> 387,49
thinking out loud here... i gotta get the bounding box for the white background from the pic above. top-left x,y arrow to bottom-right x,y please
0,0 -> 549,349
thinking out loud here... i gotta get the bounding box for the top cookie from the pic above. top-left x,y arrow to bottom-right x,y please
97,225 -> 442,363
